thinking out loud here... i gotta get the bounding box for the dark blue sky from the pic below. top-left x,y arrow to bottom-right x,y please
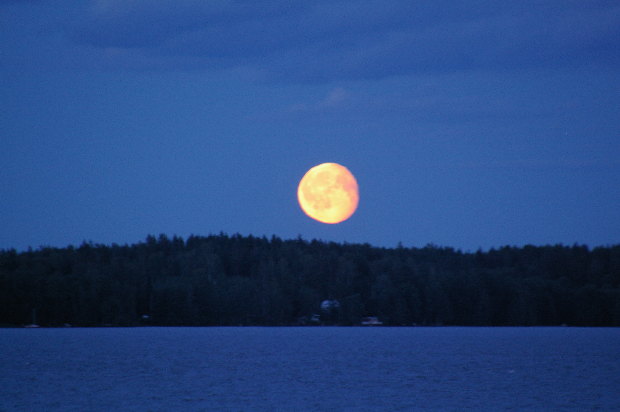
2,1 -> 619,251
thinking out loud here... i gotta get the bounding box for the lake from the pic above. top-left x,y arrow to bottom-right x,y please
1,327 -> 619,411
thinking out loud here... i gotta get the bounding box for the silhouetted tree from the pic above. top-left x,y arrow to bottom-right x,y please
0,235 -> 618,326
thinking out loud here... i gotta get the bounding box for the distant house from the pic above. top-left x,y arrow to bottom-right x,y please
361,316 -> 383,326
320,300 -> 340,311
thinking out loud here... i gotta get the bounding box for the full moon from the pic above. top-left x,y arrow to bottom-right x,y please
297,162 -> 359,224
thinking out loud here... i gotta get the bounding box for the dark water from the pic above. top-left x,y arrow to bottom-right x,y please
1,327 -> 619,411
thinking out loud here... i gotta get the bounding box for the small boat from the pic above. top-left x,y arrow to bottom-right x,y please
361,316 -> 383,326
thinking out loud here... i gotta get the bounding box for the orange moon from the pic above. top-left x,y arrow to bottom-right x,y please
297,162 -> 359,224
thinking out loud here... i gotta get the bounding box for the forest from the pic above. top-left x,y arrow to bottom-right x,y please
1,233 -> 619,327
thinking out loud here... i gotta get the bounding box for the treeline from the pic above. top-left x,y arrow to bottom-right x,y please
1,234 -> 619,327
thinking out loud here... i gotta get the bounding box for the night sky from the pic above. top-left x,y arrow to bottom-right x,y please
2,1 -> 619,251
